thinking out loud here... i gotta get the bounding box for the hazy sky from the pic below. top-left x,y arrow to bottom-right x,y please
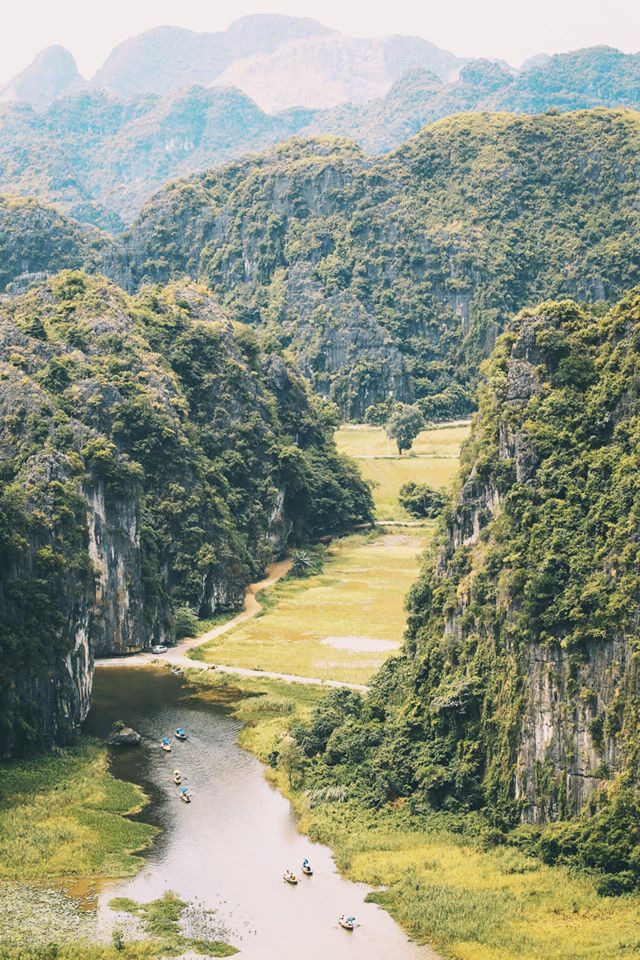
1,0 -> 638,84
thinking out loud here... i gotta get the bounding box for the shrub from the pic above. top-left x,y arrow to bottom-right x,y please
398,481 -> 448,518
174,606 -> 199,639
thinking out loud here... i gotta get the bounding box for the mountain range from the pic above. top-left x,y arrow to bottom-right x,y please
0,27 -> 638,228
2,108 -> 639,422
0,15 -> 463,110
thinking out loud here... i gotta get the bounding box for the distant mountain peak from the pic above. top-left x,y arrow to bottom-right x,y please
0,45 -> 84,111
89,14 -> 336,100
458,59 -> 513,89
225,13 -> 332,39
520,52 -> 551,73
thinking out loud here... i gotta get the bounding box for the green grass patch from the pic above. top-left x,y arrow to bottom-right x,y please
193,611 -> 237,634
0,741 -> 156,881
109,891 -> 237,957
192,529 -> 430,684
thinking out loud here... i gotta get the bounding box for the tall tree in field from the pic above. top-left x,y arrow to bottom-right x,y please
386,404 -> 425,454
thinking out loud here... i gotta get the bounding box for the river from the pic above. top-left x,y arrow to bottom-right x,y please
84,666 -> 432,960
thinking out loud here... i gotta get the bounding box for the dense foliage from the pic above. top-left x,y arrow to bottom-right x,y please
385,403 -> 425,453
0,196 -> 113,290
398,481 -> 447,518
2,110 -> 640,420
0,46 -> 639,227
0,271 -> 371,755
120,109 -> 640,419
292,288 -> 640,890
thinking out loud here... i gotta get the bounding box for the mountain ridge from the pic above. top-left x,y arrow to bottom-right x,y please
0,44 -> 638,228
2,108 -> 640,423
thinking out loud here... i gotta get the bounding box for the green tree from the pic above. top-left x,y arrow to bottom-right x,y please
173,606 -> 199,639
277,734 -> 307,787
398,481 -> 447,518
386,404 -> 425,454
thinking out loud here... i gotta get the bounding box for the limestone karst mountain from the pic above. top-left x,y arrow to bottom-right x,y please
90,14 -> 332,98
2,109 -> 640,423
0,45 -> 85,112
0,271 -> 372,757
0,38 -> 638,227
212,32 -> 462,111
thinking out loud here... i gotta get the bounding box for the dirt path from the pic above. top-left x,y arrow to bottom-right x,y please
95,557 -> 367,691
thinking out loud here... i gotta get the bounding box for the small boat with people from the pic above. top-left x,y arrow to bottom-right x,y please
283,870 -> 298,885
161,737 -> 172,752
339,916 -> 355,931
175,728 -> 187,740
173,769 -> 182,785
179,787 -> 191,803
301,859 -> 313,876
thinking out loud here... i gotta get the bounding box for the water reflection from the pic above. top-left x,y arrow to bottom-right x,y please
84,667 -> 432,960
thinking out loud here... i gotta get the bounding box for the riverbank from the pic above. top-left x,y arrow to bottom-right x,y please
0,741 -> 157,950
182,667 -> 640,960
0,734 -> 240,959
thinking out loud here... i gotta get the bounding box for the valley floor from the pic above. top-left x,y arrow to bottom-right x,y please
6,420 -> 639,959
184,421 -> 640,960
191,422 -> 464,682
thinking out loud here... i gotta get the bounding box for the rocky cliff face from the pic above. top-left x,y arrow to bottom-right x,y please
119,112 -> 640,421
337,291 -> 640,830
412,293 -> 640,823
0,271 -> 372,757
85,479 -> 167,657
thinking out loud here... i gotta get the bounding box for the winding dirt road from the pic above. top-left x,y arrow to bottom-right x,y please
95,557 -> 367,692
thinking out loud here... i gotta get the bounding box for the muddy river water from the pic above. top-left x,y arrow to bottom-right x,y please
84,667 -> 432,960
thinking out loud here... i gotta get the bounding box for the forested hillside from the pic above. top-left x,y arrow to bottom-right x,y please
0,46 -> 638,228
1,110 -> 639,420
0,272 -> 371,757
121,109 -> 640,419
0,196 -> 117,289
294,287 -> 640,891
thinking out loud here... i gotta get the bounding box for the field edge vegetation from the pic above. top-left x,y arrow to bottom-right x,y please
181,668 -> 640,960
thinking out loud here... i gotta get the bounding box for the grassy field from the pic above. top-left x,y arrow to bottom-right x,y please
336,423 -> 470,520
184,669 -> 640,960
335,423 -> 470,459
191,421 -> 468,682
0,741 -> 155,882
0,741 -> 162,953
355,457 -> 461,520
192,528 -> 431,683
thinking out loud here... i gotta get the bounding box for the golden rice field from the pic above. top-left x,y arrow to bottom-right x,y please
335,422 -> 470,458
193,421 -> 469,683
336,423 -> 470,520
193,529 -> 431,684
